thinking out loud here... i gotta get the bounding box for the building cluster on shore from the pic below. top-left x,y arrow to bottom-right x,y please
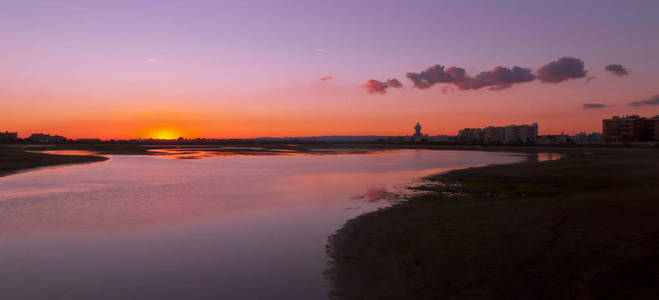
396,115 -> 657,145
457,123 -> 539,144
416,115 -> 657,145
0,132 -> 69,143
602,115 -> 659,142
0,131 -> 18,142
26,133 -> 67,143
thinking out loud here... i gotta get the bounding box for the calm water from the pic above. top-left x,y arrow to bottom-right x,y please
0,150 -> 525,299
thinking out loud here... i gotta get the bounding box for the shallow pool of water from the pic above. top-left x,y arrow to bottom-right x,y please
0,150 -> 524,299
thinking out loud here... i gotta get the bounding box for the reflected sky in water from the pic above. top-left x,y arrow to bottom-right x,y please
0,150 -> 525,299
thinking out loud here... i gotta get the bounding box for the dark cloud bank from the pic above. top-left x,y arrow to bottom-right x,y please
605,64 -> 629,76
628,95 -> 659,107
365,57 -> 588,94
582,103 -> 607,109
405,65 -> 535,91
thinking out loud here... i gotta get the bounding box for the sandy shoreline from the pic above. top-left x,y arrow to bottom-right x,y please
0,150 -> 109,177
326,147 -> 659,299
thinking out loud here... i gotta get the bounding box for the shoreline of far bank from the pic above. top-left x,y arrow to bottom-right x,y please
0,144 -> 526,178
326,147 -> 659,299
0,144 -> 577,178
0,150 -> 109,177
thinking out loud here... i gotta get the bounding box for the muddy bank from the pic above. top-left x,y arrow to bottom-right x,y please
327,148 -> 659,299
0,150 -> 109,177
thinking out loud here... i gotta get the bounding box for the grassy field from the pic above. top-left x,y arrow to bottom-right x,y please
327,148 -> 659,299
0,150 -> 108,177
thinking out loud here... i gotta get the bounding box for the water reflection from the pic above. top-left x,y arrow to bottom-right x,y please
0,150 -> 522,299
147,147 -> 379,159
148,147 -> 291,158
35,150 -> 98,156
536,152 -> 565,162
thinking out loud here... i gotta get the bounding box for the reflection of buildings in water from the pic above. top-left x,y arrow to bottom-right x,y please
536,153 -> 564,162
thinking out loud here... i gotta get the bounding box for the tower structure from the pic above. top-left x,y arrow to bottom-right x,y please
413,122 -> 423,138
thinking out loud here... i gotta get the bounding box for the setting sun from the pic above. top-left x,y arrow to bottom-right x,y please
143,128 -> 184,140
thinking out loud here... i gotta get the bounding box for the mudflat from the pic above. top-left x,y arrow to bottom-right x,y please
0,150 -> 108,177
327,148 -> 659,299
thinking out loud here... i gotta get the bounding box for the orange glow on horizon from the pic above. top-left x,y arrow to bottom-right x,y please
135,127 -> 190,140
5,81 -> 657,140
151,129 -> 181,140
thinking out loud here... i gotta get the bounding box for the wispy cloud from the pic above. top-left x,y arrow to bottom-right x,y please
582,103 -> 607,109
440,86 -> 455,94
605,64 -> 629,76
320,76 -> 333,81
586,76 -> 597,84
385,78 -> 402,88
628,95 -> 659,107
363,78 -> 403,94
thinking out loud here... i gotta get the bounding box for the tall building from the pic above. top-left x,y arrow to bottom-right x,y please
484,126 -> 505,143
413,122 -> 423,138
459,122 -> 537,143
504,125 -> 519,143
506,123 -> 538,143
28,133 -> 66,143
0,131 -> 18,142
603,115 -> 658,142
458,128 -> 484,142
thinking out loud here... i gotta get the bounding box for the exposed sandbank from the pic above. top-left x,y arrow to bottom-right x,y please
327,148 -> 659,299
0,150 -> 109,177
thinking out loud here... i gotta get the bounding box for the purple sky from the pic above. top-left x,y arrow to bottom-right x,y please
2,0 -> 659,138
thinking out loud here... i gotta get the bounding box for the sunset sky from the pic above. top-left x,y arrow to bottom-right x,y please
2,0 -> 659,139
